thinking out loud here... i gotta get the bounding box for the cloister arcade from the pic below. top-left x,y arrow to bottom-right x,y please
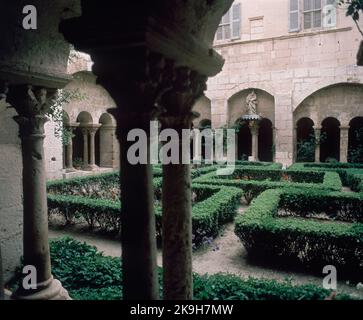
63,110 -> 119,173
294,83 -> 363,163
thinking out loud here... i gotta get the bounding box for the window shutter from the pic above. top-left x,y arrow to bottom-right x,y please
232,3 -> 241,39
323,0 -> 337,27
289,0 -> 300,32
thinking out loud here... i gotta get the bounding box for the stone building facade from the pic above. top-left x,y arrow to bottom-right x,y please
43,52 -> 119,180
194,0 -> 363,166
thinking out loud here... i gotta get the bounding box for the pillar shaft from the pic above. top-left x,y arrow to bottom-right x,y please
7,85 -> 69,300
65,126 -> 75,171
314,127 -> 321,163
110,110 -> 159,300
81,128 -> 89,168
249,122 -> 259,161
340,126 -> 350,163
0,245 -> 4,300
159,68 -> 207,300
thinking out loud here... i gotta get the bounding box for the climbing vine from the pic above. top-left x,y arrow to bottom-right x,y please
47,89 -> 86,146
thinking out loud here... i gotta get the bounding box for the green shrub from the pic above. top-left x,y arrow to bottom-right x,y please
155,185 -> 243,247
195,170 -> 341,204
48,195 -> 120,232
235,189 -> 363,280
23,238 -> 351,300
193,273 -> 351,300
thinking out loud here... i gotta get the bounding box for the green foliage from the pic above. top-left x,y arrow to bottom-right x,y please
155,184 -> 242,247
48,194 -> 120,232
195,169 -> 341,204
48,89 -> 86,146
193,273 -> 351,300
235,189 -> 363,280
348,127 -> 363,163
41,238 -> 353,300
48,175 -> 241,246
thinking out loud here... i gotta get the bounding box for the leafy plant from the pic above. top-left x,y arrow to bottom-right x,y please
48,89 -> 86,146
10,238 -> 353,300
339,0 -> 363,36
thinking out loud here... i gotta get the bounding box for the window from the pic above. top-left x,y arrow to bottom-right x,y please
289,0 -> 300,32
303,0 -> 322,29
289,0 -> 337,32
216,3 -> 241,41
323,0 -> 337,27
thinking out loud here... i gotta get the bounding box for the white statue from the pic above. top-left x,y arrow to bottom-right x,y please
246,90 -> 258,115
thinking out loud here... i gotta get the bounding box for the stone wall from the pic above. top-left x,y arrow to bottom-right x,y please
205,0 -> 363,166
0,99 -> 23,282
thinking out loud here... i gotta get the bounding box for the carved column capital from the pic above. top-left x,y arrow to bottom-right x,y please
7,85 -> 57,137
87,124 -> 101,135
158,68 -> 207,130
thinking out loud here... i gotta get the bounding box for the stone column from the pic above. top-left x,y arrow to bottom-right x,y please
81,127 -> 89,170
314,126 -> 322,163
249,122 -> 259,161
64,123 -> 79,172
159,68 -> 207,300
88,125 -> 101,170
7,85 -> 69,300
94,51 -> 169,300
0,245 -> 3,300
99,124 -> 117,168
0,82 -> 6,300
340,126 -> 350,163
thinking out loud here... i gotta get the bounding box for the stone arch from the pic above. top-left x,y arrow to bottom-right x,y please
294,83 -> 363,126
258,118 -> 273,162
321,117 -> 341,162
293,81 -> 363,112
76,111 -> 93,125
296,117 -> 315,162
72,111 -> 93,168
227,88 -> 275,126
348,117 -> 363,163
235,119 -> 252,161
193,96 -> 211,127
199,119 -> 212,129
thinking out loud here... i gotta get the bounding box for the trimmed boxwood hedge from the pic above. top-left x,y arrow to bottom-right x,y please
155,184 -> 243,246
194,169 -> 342,204
48,183 -> 243,247
10,237 -> 352,300
235,189 -> 363,280
288,163 -> 363,189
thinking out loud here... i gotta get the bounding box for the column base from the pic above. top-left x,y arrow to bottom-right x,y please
11,276 -> 71,300
65,167 -> 77,173
82,164 -> 99,171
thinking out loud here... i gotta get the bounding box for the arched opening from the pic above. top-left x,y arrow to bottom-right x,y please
98,113 -> 115,168
74,111 -> 93,169
321,117 -> 340,162
296,118 -> 315,162
258,118 -> 273,162
236,121 -> 252,161
348,117 -> 363,163
198,119 -> 212,160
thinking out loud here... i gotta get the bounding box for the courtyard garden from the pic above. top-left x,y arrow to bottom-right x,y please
24,161 -> 363,300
